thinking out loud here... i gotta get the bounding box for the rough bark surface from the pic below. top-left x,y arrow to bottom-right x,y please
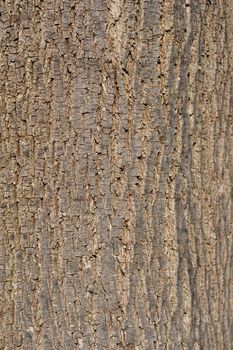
0,0 -> 232,349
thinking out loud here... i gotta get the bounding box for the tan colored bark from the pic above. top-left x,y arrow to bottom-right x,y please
0,0 -> 232,349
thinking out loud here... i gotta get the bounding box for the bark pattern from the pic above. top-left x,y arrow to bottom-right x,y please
0,0 -> 232,349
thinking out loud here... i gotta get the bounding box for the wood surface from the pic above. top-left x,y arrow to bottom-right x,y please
0,0 -> 232,349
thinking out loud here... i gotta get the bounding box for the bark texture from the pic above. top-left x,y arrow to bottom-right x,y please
0,0 -> 232,349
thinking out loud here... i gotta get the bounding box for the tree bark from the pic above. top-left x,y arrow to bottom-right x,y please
0,0 -> 232,349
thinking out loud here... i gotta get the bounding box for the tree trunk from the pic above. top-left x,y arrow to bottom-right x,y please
0,1 -> 232,349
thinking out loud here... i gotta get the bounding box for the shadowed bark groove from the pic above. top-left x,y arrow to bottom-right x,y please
0,0 -> 232,349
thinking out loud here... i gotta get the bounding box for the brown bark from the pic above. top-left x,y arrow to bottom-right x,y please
0,0 -> 232,349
